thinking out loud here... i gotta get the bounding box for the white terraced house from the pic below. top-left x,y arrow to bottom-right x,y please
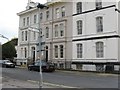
72,0 -> 120,72
16,0 -> 120,72
16,0 -> 73,69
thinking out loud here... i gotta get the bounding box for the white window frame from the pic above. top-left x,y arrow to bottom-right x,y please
23,18 -> 25,26
34,15 -> 37,24
21,31 -> 24,41
33,31 -> 36,40
96,17 -> 103,33
61,6 -> 65,17
77,20 -> 82,35
40,13 -> 43,20
77,43 -> 83,58
46,27 -> 49,38
56,8 -> 59,18
60,23 -> 64,37
60,45 -> 64,58
76,2 -> 82,14
54,45 -> 58,58
25,31 -> 28,41
27,17 -> 29,26
46,11 -> 49,20
96,42 -> 104,58
54,25 -> 58,37
24,47 -> 27,58
21,48 -> 23,57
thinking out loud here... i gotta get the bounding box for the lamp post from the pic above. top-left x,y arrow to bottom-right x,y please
0,34 -> 9,41
36,3 -> 48,89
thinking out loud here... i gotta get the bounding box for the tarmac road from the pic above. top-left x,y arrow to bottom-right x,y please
1,67 -> 119,89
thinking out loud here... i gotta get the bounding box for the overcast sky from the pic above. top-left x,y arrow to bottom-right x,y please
0,0 -> 47,44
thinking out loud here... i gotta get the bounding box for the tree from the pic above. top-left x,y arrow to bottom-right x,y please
2,38 -> 18,60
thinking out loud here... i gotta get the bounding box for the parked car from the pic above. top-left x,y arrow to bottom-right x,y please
28,60 -> 55,72
2,60 -> 15,68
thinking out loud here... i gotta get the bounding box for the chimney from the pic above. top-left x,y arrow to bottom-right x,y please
26,0 -> 36,9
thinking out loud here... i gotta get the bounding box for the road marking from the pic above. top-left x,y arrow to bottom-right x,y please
97,73 -> 119,77
27,80 -> 77,88
43,82 -> 77,88
27,80 -> 39,83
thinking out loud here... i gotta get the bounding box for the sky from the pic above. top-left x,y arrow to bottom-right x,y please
0,0 -> 47,44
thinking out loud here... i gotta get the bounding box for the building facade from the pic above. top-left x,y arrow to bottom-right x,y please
17,1 -> 40,65
72,1 -> 120,71
17,0 -> 73,69
17,0 -> 120,71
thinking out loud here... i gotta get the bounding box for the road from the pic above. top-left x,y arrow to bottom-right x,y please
2,67 -> 119,89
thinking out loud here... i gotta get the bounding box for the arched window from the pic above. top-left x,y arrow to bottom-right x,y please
96,42 -> 104,58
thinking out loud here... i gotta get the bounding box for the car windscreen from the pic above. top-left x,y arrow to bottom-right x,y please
4,60 -> 11,63
34,61 -> 47,66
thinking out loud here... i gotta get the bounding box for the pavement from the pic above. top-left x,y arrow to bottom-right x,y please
1,76 -> 64,89
1,75 -> 77,89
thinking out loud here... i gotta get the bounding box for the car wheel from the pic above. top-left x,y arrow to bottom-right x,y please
28,67 -> 31,71
4,65 -> 7,68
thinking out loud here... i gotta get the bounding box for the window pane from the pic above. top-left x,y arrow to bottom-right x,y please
34,15 -> 37,24
77,44 -> 82,58
27,17 -> 29,25
96,42 -> 104,58
77,20 -> 82,35
46,11 -> 49,20
61,6 -> 65,17
33,31 -> 36,40
60,45 -> 64,58
40,13 -> 43,20
60,23 -> 64,37
23,18 -> 25,26
22,31 -> 24,41
56,8 -> 59,18
25,31 -> 27,41
24,48 -> 27,58
76,2 -> 82,13
96,17 -> 103,33
55,45 -> 58,58
55,25 -> 58,37
46,27 -> 49,38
